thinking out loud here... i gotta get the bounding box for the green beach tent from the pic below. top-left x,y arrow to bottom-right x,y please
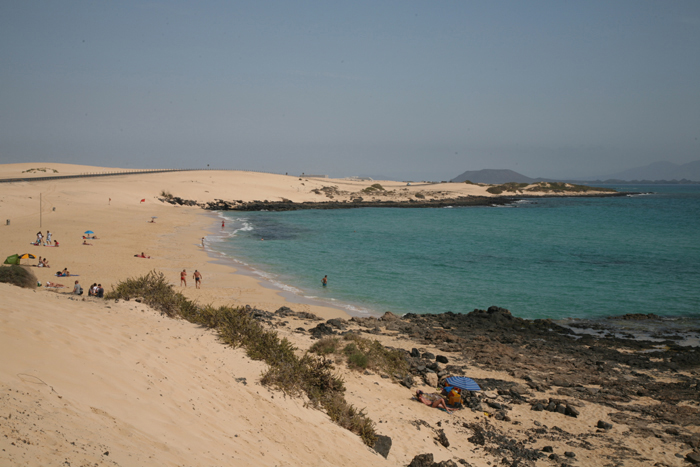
4,254 -> 20,265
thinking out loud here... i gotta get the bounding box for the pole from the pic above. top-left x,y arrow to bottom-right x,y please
40,193 -> 42,228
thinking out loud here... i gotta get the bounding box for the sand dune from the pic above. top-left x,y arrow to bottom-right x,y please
1,163 -> 695,466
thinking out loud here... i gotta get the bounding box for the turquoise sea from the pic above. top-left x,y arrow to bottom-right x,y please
208,185 -> 700,328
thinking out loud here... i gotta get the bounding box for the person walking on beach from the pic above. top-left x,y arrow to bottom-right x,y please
193,270 -> 202,289
201,237 -> 205,247
322,275 -> 328,287
180,269 -> 187,287
46,230 -> 52,244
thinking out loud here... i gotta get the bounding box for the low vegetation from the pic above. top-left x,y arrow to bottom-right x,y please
361,183 -> 385,193
22,167 -> 58,174
525,182 -> 616,193
106,271 -> 377,447
486,182 -> 529,194
160,189 -> 173,199
0,265 -> 38,289
310,334 -> 409,376
487,181 -> 616,195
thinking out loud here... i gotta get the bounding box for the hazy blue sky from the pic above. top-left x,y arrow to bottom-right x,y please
1,1 -> 699,180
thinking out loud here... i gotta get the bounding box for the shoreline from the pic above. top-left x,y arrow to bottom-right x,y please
207,211 -> 700,347
169,191 -> 634,212
203,212 -> 361,317
2,164 -> 699,467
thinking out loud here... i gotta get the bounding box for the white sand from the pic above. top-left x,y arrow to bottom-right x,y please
1,163 -> 693,466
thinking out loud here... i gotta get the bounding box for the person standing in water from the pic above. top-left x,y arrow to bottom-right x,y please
322,275 -> 328,287
221,220 -> 225,229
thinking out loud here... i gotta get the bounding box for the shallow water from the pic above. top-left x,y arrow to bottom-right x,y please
208,185 -> 700,330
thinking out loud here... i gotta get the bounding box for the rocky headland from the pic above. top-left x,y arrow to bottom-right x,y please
252,305 -> 700,466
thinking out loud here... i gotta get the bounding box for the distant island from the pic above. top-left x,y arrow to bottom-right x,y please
451,162 -> 700,185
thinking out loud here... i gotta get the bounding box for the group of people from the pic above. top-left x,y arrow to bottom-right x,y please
33,230 -> 58,246
180,269 -> 203,288
36,256 -> 50,268
87,282 -> 105,297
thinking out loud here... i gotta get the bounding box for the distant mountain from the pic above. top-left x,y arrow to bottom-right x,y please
451,169 -> 539,184
596,160 -> 700,182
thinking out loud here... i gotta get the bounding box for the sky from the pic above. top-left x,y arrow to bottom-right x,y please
1,1 -> 699,181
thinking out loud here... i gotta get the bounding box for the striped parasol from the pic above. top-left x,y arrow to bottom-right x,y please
445,376 -> 481,391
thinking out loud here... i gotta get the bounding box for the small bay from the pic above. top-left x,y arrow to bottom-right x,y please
210,185 -> 700,323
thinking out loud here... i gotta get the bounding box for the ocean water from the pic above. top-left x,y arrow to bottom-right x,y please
208,185 -> 700,325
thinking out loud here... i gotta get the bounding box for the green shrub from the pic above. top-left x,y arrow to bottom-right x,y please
323,395 -> 377,447
309,337 -> 340,355
0,265 -> 38,289
415,193 -> 425,199
486,186 -> 503,194
361,183 -> 385,193
343,342 -> 359,355
348,352 -> 369,369
105,270 -> 188,317
107,271 -> 377,447
160,189 -> 173,198
525,182 -> 616,193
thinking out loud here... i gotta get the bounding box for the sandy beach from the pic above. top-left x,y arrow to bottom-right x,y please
1,163 -> 698,467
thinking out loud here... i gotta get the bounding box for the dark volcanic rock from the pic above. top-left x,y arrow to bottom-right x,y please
373,435 -> 392,458
408,453 -> 435,467
597,420 -> 613,430
436,355 -> 449,364
435,429 -> 450,447
309,322 -> 336,339
205,196 -> 514,211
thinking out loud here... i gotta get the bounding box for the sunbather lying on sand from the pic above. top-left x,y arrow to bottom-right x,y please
82,240 -> 92,245
45,281 -> 65,288
134,252 -> 151,258
415,390 -> 453,413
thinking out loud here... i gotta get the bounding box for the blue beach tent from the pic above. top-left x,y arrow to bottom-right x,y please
445,376 -> 481,391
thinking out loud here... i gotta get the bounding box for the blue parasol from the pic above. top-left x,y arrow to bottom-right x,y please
84,230 -> 94,234
445,376 -> 481,391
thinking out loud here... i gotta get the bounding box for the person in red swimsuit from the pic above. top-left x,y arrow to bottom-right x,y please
180,269 -> 187,286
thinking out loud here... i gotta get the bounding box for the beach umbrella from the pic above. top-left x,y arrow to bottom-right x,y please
445,376 -> 481,391
84,230 -> 94,234
18,253 -> 36,260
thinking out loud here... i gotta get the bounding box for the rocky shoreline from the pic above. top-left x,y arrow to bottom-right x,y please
250,305 -> 700,465
161,191 -> 633,211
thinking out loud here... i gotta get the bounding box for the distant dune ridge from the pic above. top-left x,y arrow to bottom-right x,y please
452,160 -> 700,184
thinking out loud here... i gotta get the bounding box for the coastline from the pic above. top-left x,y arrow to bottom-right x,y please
2,164 -> 698,467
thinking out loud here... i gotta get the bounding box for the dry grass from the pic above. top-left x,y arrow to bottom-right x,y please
0,265 -> 38,289
108,272 -> 378,447
311,334 -> 409,377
